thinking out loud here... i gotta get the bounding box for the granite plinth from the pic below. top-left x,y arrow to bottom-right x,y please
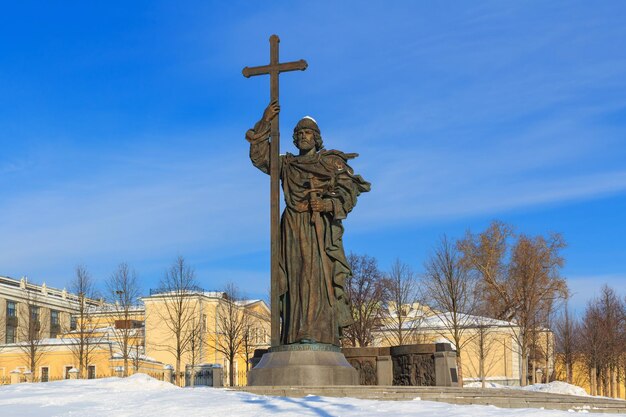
248,345 -> 359,386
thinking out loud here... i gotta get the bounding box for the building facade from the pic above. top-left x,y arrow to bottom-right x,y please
0,276 -> 270,385
369,303 -> 554,387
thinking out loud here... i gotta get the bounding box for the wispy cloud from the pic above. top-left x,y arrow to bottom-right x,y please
566,274 -> 626,315
0,137 -> 270,280
1,1 -> 625,299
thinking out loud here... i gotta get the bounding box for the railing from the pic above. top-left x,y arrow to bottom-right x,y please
32,376 -> 63,383
223,370 -> 249,387
146,371 -> 164,381
148,287 -> 224,297
149,286 -> 208,296
1,370 -> 166,385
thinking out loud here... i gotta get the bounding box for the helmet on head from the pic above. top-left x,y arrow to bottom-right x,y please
293,116 -> 320,134
293,116 -> 323,151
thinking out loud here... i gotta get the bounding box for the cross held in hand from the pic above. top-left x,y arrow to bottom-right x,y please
242,34 -> 308,81
242,35 -> 307,347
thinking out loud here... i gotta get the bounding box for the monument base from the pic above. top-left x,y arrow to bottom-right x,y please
248,344 -> 359,386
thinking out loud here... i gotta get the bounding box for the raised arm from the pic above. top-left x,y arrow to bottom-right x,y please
245,101 -> 280,174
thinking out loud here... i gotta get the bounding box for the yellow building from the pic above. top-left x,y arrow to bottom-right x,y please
0,276 -> 163,382
1,272 -> 565,390
371,303 -> 543,386
143,289 -> 270,386
0,275 -> 100,344
554,355 -> 626,398
1,276 -> 270,386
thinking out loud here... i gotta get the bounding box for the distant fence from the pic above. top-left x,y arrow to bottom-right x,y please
2,369 -> 247,386
223,370 -> 249,387
149,286 -> 215,296
1,369 -> 165,386
31,375 -> 65,383
145,371 -> 164,381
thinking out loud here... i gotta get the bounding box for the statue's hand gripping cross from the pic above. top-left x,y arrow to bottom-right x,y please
242,35 -> 307,347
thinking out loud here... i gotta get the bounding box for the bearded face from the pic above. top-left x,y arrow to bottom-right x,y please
292,118 -> 323,151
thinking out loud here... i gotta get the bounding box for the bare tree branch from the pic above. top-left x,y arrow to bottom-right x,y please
379,260 -> 423,346
16,286 -> 51,372
344,253 -> 387,347
422,235 -> 478,386
153,256 -> 199,386
210,282 -> 247,387
106,262 -> 142,377
64,265 -> 103,379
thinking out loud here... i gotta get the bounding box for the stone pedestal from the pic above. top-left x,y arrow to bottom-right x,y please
163,365 -> 174,384
434,350 -> 459,387
211,368 -> 223,387
376,355 -> 393,385
248,344 -> 358,386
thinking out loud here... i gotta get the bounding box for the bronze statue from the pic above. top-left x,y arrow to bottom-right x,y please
246,102 -> 370,346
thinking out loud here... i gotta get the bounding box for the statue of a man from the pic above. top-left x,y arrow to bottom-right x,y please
246,101 -> 371,346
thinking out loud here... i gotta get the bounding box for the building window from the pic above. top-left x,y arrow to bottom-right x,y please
50,310 -> 60,338
88,366 -> 96,380
51,310 -> 60,326
6,301 -> 18,342
6,301 -> 17,317
30,306 -> 40,322
65,366 -> 73,379
6,325 -> 16,344
70,316 -> 77,331
41,367 -> 49,383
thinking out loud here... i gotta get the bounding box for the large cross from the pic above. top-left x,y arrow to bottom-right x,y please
242,35 -> 307,347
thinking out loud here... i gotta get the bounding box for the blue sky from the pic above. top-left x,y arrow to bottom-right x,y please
1,1 -> 625,314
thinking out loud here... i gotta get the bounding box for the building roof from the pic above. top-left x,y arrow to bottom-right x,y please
0,275 -> 101,310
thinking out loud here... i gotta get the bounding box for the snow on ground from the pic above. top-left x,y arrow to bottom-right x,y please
0,374 -> 623,417
523,381 -> 590,397
465,381 -> 590,397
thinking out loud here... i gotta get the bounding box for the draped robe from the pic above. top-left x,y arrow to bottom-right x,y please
246,119 -> 370,346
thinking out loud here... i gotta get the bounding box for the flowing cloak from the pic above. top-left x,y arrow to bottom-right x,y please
246,119 -> 371,346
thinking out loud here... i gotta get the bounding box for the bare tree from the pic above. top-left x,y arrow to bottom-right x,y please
507,233 -> 567,386
65,265 -> 102,379
381,260 -> 423,345
595,286 -> 625,397
16,287 -> 50,373
240,303 -> 271,372
422,235 -> 478,386
106,262 -> 141,377
580,300 -> 603,395
241,308 -> 262,372
465,321 -> 501,388
460,222 -> 567,386
131,339 -> 143,373
528,308 -> 553,385
155,256 -> 200,386
617,296 -> 626,398
186,313 -> 205,387
458,220 -> 514,320
617,297 -> 626,398
211,282 -> 247,387
344,253 -> 387,347
554,299 -> 577,384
